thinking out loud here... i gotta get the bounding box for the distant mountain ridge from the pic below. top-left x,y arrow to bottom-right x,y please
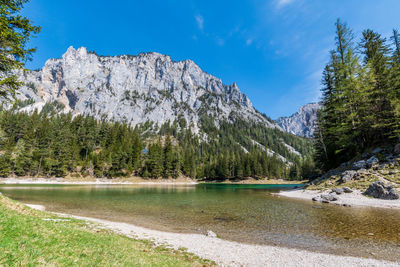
14,46 -> 276,133
276,103 -> 320,138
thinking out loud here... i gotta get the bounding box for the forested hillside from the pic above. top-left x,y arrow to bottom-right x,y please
0,105 -> 313,180
314,19 -> 400,171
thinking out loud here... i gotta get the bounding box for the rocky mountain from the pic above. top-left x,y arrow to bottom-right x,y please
4,46 -> 315,165
276,103 -> 320,138
14,46 -> 276,133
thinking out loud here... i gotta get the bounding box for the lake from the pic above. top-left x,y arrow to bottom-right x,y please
1,183 -> 400,261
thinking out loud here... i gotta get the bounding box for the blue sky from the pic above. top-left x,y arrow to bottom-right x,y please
22,0 -> 400,118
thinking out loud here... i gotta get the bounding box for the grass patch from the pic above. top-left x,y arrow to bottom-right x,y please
0,195 -> 214,266
307,165 -> 400,191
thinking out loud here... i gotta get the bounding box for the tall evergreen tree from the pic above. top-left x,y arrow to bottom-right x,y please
0,0 -> 40,99
315,20 -> 400,171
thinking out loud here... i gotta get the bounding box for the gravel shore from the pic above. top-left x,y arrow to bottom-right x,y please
278,189 -> 400,209
25,203 -> 399,267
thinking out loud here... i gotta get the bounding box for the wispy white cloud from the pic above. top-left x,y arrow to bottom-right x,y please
276,0 -> 295,8
195,15 -> 204,31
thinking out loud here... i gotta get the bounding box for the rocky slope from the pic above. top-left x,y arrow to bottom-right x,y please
14,46 -> 276,133
308,145 -> 400,201
276,103 -> 320,138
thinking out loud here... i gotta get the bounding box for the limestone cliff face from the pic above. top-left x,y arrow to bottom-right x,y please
276,103 -> 320,138
16,46 -> 276,132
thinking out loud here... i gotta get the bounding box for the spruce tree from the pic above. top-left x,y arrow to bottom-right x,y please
0,0 -> 40,99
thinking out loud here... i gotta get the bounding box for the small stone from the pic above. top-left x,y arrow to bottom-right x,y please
377,164 -> 387,170
358,168 -> 367,173
342,187 -> 353,193
367,233 -> 374,236
206,230 -> 217,238
341,170 -> 357,183
331,188 -> 344,195
312,196 -> 321,202
352,160 -> 366,170
366,156 -> 379,168
321,193 -> 338,202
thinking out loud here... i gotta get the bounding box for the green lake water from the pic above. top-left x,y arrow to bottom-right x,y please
1,183 -> 400,261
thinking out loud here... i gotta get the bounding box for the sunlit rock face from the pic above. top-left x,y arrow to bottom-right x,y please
276,103 -> 320,138
15,46 -> 277,133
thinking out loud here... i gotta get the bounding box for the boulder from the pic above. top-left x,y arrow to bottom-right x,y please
341,170 -> 357,183
312,194 -> 338,203
352,160 -> 366,170
366,156 -> 379,168
394,143 -> 400,154
331,188 -> 344,195
364,181 -> 399,200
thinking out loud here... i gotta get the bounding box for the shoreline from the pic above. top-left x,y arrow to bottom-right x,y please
25,203 -> 399,266
278,188 -> 400,209
0,177 -> 304,185
0,177 -> 199,185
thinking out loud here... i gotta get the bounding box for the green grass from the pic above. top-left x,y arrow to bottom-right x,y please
0,195 -> 214,266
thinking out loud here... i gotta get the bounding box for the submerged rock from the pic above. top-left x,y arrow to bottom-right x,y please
364,181 -> 399,200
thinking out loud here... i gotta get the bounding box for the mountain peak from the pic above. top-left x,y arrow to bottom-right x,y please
276,103 -> 320,138
62,46 -> 88,57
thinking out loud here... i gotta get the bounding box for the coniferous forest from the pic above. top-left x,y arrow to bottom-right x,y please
314,19 -> 400,171
0,103 -> 314,180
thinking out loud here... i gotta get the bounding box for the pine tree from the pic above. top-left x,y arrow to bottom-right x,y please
359,29 -> 394,143
315,20 -> 400,170
389,29 -> 400,138
163,135 -> 174,178
0,0 -> 41,99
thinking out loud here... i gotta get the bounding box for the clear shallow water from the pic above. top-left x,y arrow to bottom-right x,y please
1,183 -> 400,261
